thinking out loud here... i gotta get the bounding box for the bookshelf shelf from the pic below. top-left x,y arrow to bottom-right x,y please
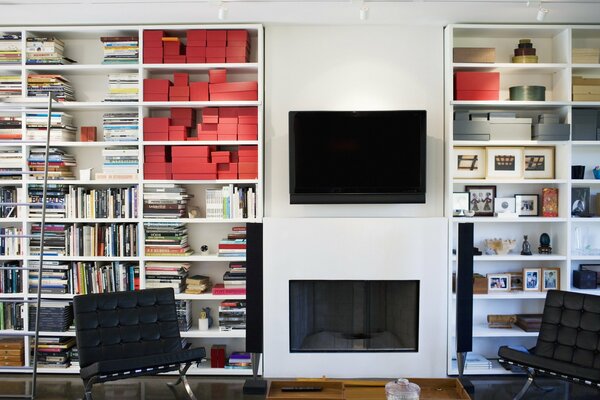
174,293 -> 246,301
181,327 -> 245,338
472,324 -> 538,337
144,255 -> 245,262
143,62 -> 258,72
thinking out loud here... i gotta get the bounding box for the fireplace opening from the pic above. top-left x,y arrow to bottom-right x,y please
289,280 -> 419,352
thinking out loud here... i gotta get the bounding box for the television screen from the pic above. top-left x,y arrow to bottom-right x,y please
289,110 -> 426,204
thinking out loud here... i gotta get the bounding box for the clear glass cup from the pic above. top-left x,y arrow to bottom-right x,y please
385,378 -> 420,400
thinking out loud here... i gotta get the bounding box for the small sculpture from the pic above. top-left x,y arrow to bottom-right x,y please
200,244 -> 209,254
485,238 -> 517,255
538,233 -> 552,254
202,307 -> 213,328
188,206 -> 200,218
521,235 -> 532,256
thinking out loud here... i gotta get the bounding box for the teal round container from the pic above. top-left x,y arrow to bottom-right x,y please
509,85 -> 546,101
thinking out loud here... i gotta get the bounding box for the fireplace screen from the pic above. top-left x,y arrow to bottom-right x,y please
289,280 -> 419,352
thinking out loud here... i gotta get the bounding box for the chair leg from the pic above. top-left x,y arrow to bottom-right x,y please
167,363 -> 197,400
513,368 -> 535,400
82,378 -> 95,400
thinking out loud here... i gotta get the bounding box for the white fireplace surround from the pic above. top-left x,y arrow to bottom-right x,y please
263,217 -> 448,378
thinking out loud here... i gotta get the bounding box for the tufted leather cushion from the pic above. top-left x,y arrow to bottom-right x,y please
499,290 -> 600,383
73,288 -> 183,370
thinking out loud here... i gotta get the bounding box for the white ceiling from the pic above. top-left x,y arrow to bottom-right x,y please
0,1 -> 599,26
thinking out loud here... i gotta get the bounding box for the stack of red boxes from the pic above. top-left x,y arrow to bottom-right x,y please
226,30 -> 250,63
210,345 -> 226,369
144,73 -> 208,102
143,117 -> 169,141
144,108 -> 197,141
197,108 -> 218,140
144,145 -> 171,180
162,37 -> 185,64
80,126 -> 96,142
206,30 -> 227,63
206,68 -> 257,101
170,73 -> 189,101
171,145 -> 217,180
187,30 -> 206,63
197,107 -> 258,141
143,78 -> 171,101
454,71 -> 500,100
143,30 -> 164,63
238,146 -> 258,179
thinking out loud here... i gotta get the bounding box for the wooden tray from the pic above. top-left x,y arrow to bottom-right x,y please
343,378 -> 470,400
267,381 -> 345,400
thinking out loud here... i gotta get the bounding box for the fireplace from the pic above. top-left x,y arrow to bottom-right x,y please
289,280 -> 419,352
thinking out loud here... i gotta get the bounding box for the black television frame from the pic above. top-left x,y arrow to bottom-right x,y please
288,110 -> 427,204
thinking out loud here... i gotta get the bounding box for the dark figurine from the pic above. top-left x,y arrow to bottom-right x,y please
538,233 -> 552,254
202,306 -> 213,328
200,244 -> 209,254
521,235 -> 532,256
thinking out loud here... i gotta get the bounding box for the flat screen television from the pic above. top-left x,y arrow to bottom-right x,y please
289,110 -> 426,204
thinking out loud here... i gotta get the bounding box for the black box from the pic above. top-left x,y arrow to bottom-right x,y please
573,270 -> 597,289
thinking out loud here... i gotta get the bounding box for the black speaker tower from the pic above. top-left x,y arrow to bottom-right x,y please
456,223 -> 474,381
243,223 -> 267,394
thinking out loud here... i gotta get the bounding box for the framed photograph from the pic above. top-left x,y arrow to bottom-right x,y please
524,147 -> 555,179
487,273 -> 511,292
494,197 -> 516,214
510,273 -> 523,291
486,147 -> 524,179
515,194 -> 539,217
452,192 -> 470,216
572,187 -> 591,216
523,268 -> 541,291
465,185 -> 496,217
542,267 -> 560,291
453,147 -> 486,179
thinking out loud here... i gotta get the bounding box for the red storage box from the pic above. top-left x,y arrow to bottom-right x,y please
206,47 -> 226,57
207,41 -> 227,48
455,90 -> 499,100
144,172 -> 171,180
168,131 -> 187,141
173,73 -> 189,87
198,134 -> 218,141
219,108 -> 238,124
143,117 -> 170,133
144,79 -> 171,93
172,173 -> 217,180
211,151 -> 231,163
143,46 -> 163,57
187,29 -> 207,41
226,46 -> 248,58
238,173 -> 257,179
217,134 -> 237,141
226,57 -> 248,63
169,125 -> 188,133
143,57 -> 163,64
238,124 -> 257,135
206,57 -> 226,63
197,123 -> 218,134
210,91 -> 257,101
171,119 -> 193,128
144,163 -> 172,173
209,81 -> 258,93
80,126 -> 96,142
186,56 -> 206,63
163,41 -> 183,56
170,86 -> 190,98
238,108 -> 258,124
145,155 -> 166,163
172,145 -> 212,158
238,145 -> 258,155
227,30 -> 249,42
172,162 -> 216,174
218,162 -> 238,174
145,131 -> 169,141
454,71 -> 500,91
209,69 -> 227,84
202,108 -> 219,124
217,124 -> 238,135
239,162 -> 258,173
207,30 -> 227,41
164,55 -> 186,64
186,46 -> 206,57
171,108 -> 194,119
189,82 -> 209,101
143,30 -> 164,41
144,93 -> 168,101
144,145 -> 166,156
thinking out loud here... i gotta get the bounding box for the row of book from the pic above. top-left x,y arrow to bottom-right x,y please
0,116 -> 21,140
101,36 -> 139,64
28,301 -> 73,332
36,337 -> 76,368
0,149 -> 22,180
26,37 -> 75,65
0,262 -> 21,294
205,185 -> 257,219
143,183 -> 192,219
1,186 -> 19,218
27,74 -> 75,101
26,112 -> 76,142
176,299 -> 192,331
0,76 -> 21,97
103,112 -> 139,142
0,301 -> 24,330
101,146 -> 139,179
0,227 -> 22,256
105,73 -> 139,102
144,221 -> 193,256
145,261 -> 189,293
218,299 -> 246,331
0,33 -> 21,64
28,147 -> 76,180
218,226 -> 246,257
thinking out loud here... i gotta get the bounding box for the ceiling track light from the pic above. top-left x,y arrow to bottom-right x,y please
537,3 -> 549,21
359,5 -> 369,21
218,2 -> 228,20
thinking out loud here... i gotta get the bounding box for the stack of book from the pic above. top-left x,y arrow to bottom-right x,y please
184,274 -> 210,294
461,353 -> 492,370
100,36 -> 139,64
104,73 -> 139,102
64,186 -> 138,219
226,352 -> 251,369
28,147 -> 77,180
65,223 -> 138,257
25,112 -> 76,141
72,262 -> 139,294
0,337 -> 24,367
0,116 -> 22,140
34,337 -> 76,368
0,33 -> 21,64
27,74 -> 75,101
218,300 -> 246,331
68,346 -> 79,369
516,314 -> 543,332
0,301 -> 24,330
145,261 -> 190,293
0,262 -> 21,294
0,186 -> 19,218
176,300 -> 192,331
102,112 -> 139,141
218,226 -> 246,257
28,261 -> 71,294
205,185 -> 256,219
28,301 -> 73,332
0,76 -> 22,97
143,184 -> 191,219
144,222 -> 193,256
0,226 -> 22,256
29,224 -> 66,256
26,37 -> 70,65
99,146 -> 139,180
28,184 -> 68,218
223,262 -> 246,290
0,149 -> 22,179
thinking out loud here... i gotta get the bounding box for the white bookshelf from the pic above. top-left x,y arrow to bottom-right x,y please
0,23 -> 263,376
446,24 -> 600,376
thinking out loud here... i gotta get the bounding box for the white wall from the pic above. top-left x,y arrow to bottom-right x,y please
265,25 -> 444,217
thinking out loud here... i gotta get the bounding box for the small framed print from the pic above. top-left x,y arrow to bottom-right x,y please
523,268 -> 541,291
465,185 -> 496,217
452,192 -> 470,216
454,147 -> 486,179
515,194 -> 539,217
542,267 -> 560,291
494,197 -> 516,214
510,273 -> 523,291
524,147 -> 555,179
488,273 -> 511,292
572,187 -> 591,216
486,147 -> 524,179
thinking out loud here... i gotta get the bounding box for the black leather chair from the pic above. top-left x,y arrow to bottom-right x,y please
73,288 -> 206,400
498,290 -> 600,400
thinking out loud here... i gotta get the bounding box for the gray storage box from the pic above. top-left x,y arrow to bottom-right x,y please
453,134 -> 491,141
532,124 -> 570,140
489,118 -> 532,140
572,109 -> 598,141
453,120 -> 490,135
532,134 -> 570,141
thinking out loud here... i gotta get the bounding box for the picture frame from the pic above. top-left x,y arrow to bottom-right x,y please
452,192 -> 470,216
487,273 -> 511,292
510,273 -> 524,291
494,197 -> 516,214
523,147 -> 555,179
542,267 -> 560,291
486,147 -> 524,179
515,194 -> 539,217
523,268 -> 542,291
465,185 -> 496,217
572,187 -> 591,216
453,147 -> 486,179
